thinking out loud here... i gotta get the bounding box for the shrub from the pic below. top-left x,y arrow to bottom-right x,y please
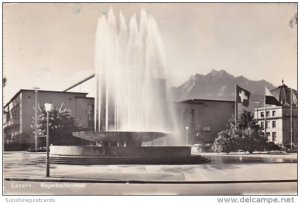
212,130 -> 239,154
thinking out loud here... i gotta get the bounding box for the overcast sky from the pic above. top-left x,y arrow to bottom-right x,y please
3,3 -> 297,103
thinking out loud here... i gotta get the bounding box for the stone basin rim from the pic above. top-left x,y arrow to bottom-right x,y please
72,131 -> 171,143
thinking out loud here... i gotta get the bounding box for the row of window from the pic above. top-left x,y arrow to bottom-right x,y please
266,132 -> 277,142
260,120 -> 276,128
5,104 -> 20,121
259,110 -> 276,118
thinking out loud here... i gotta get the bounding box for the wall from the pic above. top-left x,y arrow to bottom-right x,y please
50,145 -> 191,158
255,105 -> 298,145
175,100 -> 235,144
75,97 -> 94,129
19,90 -> 92,147
3,94 -> 22,141
282,107 -> 298,145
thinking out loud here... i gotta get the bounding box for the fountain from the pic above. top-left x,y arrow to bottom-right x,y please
50,9 -> 208,164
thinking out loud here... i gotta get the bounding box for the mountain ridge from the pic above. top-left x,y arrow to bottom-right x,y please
170,69 -> 276,109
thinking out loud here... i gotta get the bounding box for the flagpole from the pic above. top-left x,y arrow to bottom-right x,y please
235,85 -> 237,128
290,88 -> 293,149
264,95 -> 266,138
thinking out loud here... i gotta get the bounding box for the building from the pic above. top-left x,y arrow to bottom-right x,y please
254,105 -> 297,146
175,99 -> 235,144
4,87 -> 235,149
3,89 -> 94,149
254,83 -> 298,146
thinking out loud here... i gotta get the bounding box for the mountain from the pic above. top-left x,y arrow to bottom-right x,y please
170,69 -> 275,109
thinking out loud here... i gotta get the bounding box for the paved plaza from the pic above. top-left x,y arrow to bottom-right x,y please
3,151 -> 297,195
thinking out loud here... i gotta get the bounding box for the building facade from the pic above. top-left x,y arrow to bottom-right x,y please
175,99 -> 235,144
3,89 -> 94,148
4,89 -> 235,149
254,105 -> 298,146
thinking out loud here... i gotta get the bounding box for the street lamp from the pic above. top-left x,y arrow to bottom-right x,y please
33,87 -> 40,151
44,103 -> 53,177
185,126 -> 189,145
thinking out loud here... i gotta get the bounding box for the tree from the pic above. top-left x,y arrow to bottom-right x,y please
212,129 -> 239,154
238,110 -> 257,130
213,111 -> 267,154
236,111 -> 266,153
33,105 -> 86,146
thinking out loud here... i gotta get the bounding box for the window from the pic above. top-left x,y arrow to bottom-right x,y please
272,132 -> 277,142
260,122 -> 264,128
266,111 -> 270,117
272,111 -> 276,117
266,132 -> 270,138
260,112 -> 264,118
191,109 -> 195,126
272,121 -> 276,128
202,126 -> 211,132
5,111 -> 11,122
266,121 -> 269,128
87,104 -> 94,129
10,104 -> 20,120
88,104 -> 94,121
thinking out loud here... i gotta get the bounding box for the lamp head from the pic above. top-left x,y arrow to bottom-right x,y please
44,103 -> 53,112
33,87 -> 40,92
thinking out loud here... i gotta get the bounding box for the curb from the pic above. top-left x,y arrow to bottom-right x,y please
4,177 -> 298,184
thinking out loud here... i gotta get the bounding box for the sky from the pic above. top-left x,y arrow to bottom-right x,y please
3,3 -> 297,103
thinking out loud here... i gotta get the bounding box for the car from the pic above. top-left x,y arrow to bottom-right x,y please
191,144 -> 202,153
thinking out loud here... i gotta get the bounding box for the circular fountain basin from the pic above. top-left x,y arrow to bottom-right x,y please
50,131 -> 209,164
72,131 -> 169,146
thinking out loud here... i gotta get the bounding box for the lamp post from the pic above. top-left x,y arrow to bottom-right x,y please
185,126 -> 189,145
44,103 -> 53,177
33,87 -> 40,151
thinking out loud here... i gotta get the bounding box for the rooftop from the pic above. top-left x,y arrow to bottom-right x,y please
4,89 -> 89,108
178,98 -> 235,104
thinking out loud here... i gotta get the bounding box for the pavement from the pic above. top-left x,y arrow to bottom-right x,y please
4,181 -> 297,195
3,151 -> 298,195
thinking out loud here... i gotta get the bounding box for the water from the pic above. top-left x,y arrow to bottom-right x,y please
94,9 -> 172,134
204,155 -> 297,164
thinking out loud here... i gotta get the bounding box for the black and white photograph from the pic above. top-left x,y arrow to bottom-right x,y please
1,1 -> 298,201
